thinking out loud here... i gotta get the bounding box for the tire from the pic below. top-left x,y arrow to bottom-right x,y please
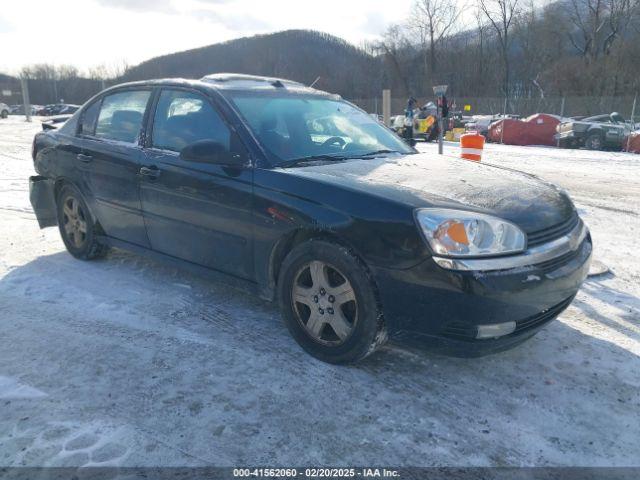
277,239 -> 387,364
0,110 -> 8,119
584,132 -> 603,150
56,184 -> 108,260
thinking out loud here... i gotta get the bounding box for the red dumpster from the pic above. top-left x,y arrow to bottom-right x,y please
624,132 -> 640,154
488,114 -> 561,146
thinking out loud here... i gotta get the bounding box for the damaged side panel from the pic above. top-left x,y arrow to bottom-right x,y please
29,176 -> 57,228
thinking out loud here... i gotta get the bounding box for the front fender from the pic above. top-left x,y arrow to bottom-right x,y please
251,168 -> 429,300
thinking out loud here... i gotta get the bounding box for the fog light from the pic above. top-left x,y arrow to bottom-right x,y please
476,321 -> 516,339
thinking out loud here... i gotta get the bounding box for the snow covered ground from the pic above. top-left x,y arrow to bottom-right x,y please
0,116 -> 638,467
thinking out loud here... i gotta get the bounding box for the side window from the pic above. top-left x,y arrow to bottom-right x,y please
95,90 -> 151,143
79,99 -> 101,136
152,89 -> 231,153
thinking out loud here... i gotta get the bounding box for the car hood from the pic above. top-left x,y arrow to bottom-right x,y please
280,153 -> 575,233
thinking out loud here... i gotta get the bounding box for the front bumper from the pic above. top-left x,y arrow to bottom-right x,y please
372,223 -> 592,357
555,131 -> 581,141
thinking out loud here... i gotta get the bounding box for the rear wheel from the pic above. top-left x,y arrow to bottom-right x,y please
278,240 -> 387,364
585,132 -> 603,150
57,184 -> 108,260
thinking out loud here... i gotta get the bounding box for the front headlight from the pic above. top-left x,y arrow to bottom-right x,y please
416,208 -> 526,257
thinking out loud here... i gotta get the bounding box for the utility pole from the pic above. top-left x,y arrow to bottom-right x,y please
557,97 -> 565,148
20,76 -> 31,123
627,93 -> 637,152
382,89 -> 391,127
500,97 -> 508,144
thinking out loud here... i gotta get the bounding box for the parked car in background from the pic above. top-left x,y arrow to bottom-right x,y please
0,102 -> 9,118
39,104 -> 80,116
556,112 -> 633,150
465,115 -> 496,137
29,74 -> 591,364
40,114 -> 73,130
10,104 -> 42,116
467,114 -> 520,138
58,104 -> 80,115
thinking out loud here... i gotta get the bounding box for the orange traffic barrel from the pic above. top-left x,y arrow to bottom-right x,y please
460,132 -> 485,162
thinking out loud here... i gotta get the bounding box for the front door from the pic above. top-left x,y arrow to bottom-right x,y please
78,89 -> 152,247
139,88 -> 254,280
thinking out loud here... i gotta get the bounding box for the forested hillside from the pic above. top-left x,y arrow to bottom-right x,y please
120,30 -> 383,99
2,0 -> 639,110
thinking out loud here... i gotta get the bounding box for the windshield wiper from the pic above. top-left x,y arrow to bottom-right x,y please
277,154 -> 348,168
351,149 -> 408,158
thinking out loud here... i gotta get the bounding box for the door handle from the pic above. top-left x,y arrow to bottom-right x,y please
139,165 -> 161,179
76,153 -> 93,163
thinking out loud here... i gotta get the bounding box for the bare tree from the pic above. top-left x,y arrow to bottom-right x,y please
378,25 -> 412,95
566,0 -> 608,58
475,10 -> 488,77
409,0 -> 461,82
478,0 -> 521,96
564,0 -> 637,59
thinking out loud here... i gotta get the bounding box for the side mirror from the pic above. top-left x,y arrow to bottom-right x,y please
180,140 -> 247,166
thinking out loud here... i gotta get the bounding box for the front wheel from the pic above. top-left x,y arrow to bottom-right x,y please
57,184 -> 108,260
0,110 -> 8,119
278,240 -> 387,364
584,133 -> 603,150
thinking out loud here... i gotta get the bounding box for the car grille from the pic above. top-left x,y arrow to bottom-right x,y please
533,248 -> 581,274
526,213 -> 580,248
513,295 -> 575,334
441,295 -> 575,341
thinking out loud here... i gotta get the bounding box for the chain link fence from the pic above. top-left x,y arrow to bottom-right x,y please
349,95 -> 638,123
348,93 -> 638,153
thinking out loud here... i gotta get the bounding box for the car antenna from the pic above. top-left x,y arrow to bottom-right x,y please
309,76 -> 321,88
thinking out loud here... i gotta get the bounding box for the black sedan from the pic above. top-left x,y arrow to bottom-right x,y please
29,74 -> 592,363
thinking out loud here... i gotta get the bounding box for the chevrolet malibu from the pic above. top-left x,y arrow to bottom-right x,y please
29,74 -> 592,364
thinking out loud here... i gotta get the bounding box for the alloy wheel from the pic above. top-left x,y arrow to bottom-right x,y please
291,260 -> 358,345
62,196 -> 88,248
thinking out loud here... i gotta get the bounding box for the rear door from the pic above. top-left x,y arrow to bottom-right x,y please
78,89 -> 152,247
139,88 -> 254,279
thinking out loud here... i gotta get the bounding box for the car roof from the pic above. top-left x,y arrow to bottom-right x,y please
100,74 -> 338,99
584,114 -> 612,122
201,73 -> 305,89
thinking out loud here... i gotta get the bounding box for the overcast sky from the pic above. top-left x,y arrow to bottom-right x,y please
0,0 -> 415,75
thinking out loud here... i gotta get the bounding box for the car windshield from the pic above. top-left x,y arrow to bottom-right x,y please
227,92 -> 414,165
